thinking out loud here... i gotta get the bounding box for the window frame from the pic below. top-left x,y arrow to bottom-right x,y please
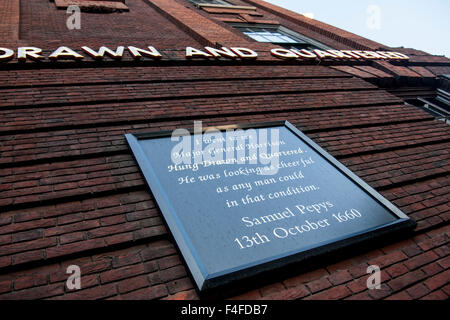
125,120 -> 416,291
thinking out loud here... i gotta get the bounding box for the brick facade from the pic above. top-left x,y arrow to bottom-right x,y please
0,0 -> 448,300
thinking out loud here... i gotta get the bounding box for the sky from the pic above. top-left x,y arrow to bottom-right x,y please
266,0 -> 450,57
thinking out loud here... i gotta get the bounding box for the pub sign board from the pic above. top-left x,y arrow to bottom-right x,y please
125,121 -> 416,291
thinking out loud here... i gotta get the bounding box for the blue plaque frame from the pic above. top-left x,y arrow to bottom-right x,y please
125,121 -> 416,291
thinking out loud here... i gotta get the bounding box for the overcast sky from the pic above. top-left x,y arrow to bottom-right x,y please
266,0 -> 450,57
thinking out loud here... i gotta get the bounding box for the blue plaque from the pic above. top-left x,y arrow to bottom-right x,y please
126,121 -> 415,291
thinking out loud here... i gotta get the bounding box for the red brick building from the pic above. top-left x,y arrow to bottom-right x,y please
0,0 -> 449,300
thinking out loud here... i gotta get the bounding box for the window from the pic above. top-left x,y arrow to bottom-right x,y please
188,0 -> 232,5
233,25 -> 330,51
